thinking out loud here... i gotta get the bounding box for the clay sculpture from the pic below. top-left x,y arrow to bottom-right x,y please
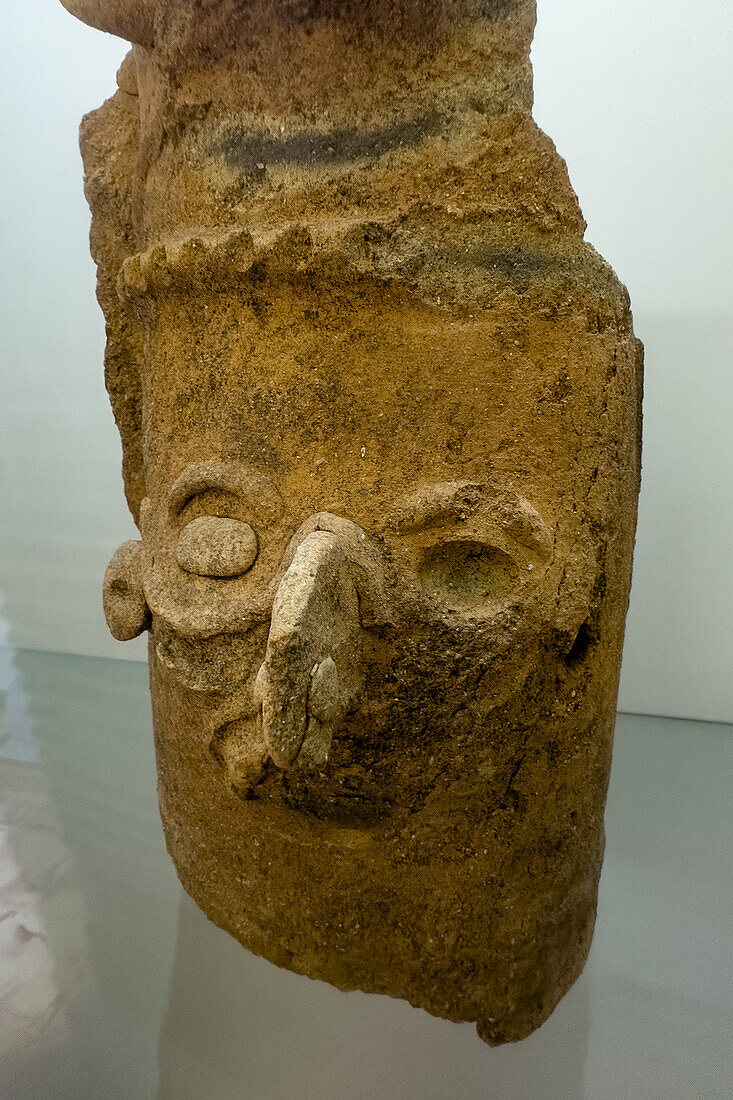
61,0 -> 642,1043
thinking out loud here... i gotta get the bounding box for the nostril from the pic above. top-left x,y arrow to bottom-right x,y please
177,516 -> 258,577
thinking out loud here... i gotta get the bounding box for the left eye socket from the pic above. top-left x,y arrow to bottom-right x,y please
177,516 -> 258,577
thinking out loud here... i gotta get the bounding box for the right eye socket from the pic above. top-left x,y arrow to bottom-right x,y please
418,540 -> 518,611
177,516 -> 258,578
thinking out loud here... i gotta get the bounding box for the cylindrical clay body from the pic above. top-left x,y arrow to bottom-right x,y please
64,0 -> 642,1043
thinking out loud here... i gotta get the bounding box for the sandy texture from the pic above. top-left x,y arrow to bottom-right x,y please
66,0 -> 642,1043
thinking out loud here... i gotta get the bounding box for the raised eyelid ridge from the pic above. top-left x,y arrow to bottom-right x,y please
385,481 -> 484,532
168,461 -> 283,525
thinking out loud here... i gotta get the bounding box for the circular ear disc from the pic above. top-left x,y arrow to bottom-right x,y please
103,540 -> 151,641
59,0 -> 156,45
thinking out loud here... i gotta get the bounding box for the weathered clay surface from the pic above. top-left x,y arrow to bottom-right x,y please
63,0 -> 642,1044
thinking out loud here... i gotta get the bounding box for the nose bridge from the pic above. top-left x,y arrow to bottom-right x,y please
153,509 -> 390,642
256,528 -> 367,769
273,512 -> 392,628
250,514 -> 390,771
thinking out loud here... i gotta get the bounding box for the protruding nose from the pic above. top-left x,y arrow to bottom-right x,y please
254,517 -> 388,770
255,530 -> 363,768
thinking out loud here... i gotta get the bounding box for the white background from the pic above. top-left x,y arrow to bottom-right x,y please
1,0 -> 731,722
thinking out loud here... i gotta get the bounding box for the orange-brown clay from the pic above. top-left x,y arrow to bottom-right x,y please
63,0 -> 642,1043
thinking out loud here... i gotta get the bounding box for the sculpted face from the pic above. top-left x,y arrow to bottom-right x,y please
68,0 -> 641,1045
103,251 -> 604,830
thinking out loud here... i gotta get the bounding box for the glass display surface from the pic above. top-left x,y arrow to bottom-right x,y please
0,647 -> 731,1100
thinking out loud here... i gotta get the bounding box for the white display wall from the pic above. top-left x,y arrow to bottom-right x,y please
1,0 -> 731,722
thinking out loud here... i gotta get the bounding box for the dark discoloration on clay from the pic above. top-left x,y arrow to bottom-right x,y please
214,112 -> 446,175
63,0 -> 641,1046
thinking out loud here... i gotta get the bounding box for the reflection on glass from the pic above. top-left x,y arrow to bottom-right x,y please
0,645 -> 95,1095
157,891 -> 589,1100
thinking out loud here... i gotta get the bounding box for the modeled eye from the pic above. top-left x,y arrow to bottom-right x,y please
419,540 -> 518,610
177,516 -> 258,577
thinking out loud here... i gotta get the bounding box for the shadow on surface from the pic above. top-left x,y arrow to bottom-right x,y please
157,890 -> 590,1100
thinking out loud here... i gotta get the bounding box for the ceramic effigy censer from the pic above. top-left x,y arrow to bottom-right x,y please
61,0 -> 642,1044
